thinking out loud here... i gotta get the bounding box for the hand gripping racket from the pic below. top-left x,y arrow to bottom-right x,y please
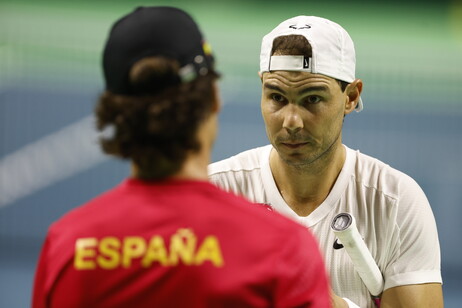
331,213 -> 384,307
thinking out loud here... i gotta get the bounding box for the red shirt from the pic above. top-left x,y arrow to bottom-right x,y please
32,178 -> 331,307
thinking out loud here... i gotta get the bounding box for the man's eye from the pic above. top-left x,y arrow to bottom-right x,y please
271,94 -> 285,102
305,96 -> 321,104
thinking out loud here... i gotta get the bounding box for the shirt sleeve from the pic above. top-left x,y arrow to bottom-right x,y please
383,175 -> 442,290
273,224 -> 331,308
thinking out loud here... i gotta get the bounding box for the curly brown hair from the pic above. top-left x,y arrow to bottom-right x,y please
271,35 -> 348,92
95,56 -> 220,180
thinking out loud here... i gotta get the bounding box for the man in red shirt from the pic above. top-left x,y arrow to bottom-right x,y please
32,6 -> 331,308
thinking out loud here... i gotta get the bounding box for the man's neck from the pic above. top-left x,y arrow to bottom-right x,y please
172,150 -> 210,181
270,142 -> 346,217
131,149 -> 210,182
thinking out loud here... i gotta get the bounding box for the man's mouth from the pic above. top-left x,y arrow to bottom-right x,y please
281,142 -> 309,149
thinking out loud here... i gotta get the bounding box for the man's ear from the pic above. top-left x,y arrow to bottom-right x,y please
344,79 -> 363,115
258,71 -> 263,81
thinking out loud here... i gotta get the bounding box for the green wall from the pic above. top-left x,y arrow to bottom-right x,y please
1,0 -> 461,113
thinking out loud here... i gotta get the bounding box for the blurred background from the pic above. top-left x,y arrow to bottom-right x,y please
1,0 -> 461,306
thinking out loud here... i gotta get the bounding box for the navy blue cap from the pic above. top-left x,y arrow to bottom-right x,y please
102,6 -> 215,95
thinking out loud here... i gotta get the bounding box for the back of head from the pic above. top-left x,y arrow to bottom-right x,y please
259,16 -> 363,111
95,7 -> 220,180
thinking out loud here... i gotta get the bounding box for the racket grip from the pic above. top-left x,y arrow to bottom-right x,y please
331,213 -> 384,297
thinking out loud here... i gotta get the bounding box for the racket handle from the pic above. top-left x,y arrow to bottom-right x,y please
331,213 -> 384,297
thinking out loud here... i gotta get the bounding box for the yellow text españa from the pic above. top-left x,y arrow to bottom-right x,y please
74,228 -> 224,270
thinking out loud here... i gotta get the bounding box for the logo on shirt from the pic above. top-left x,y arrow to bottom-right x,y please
256,203 -> 273,212
74,228 -> 224,270
333,238 -> 344,250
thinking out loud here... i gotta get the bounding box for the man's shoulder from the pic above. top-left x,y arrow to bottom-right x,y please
48,181 -> 132,237
348,147 -> 421,198
208,145 -> 271,175
354,148 -> 413,178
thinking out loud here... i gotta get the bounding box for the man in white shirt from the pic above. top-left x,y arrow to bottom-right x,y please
209,16 -> 443,308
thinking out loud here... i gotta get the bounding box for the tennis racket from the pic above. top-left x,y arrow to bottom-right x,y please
331,213 -> 383,307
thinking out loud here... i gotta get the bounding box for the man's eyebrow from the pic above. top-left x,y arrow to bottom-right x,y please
263,83 -> 286,95
263,83 -> 329,96
298,86 -> 329,96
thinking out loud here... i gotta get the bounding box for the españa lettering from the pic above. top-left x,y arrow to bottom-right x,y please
74,228 -> 224,270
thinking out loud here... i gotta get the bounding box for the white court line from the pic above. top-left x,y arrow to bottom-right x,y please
0,115 -> 107,208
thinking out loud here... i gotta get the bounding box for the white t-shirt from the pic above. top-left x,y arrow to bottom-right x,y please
209,144 -> 442,308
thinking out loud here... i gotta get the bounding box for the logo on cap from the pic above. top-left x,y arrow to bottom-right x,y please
202,41 -> 213,56
303,56 -> 310,69
289,24 -> 311,30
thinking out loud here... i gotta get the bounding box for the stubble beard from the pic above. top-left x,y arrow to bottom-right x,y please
275,129 -> 342,173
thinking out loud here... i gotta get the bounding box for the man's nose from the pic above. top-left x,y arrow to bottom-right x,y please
282,104 -> 303,133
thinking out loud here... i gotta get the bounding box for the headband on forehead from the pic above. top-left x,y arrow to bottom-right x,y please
260,16 -> 363,112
